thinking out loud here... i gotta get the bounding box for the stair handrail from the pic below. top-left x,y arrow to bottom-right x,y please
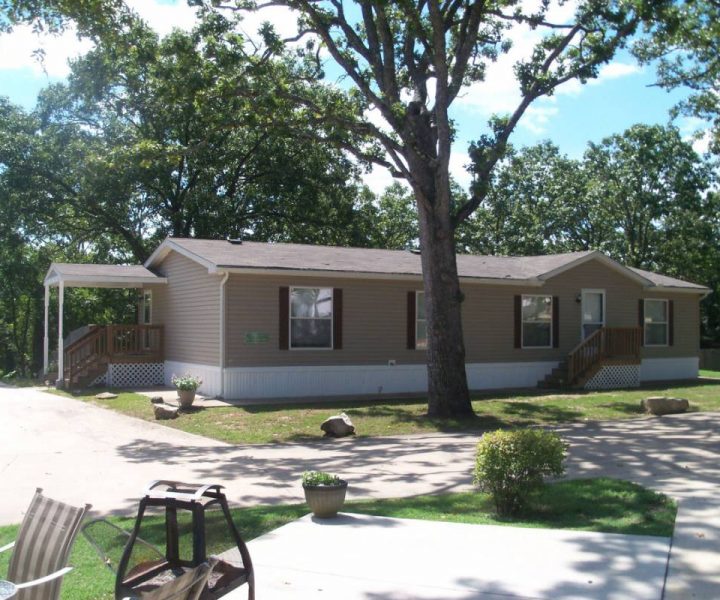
567,328 -> 603,383
64,327 -> 108,384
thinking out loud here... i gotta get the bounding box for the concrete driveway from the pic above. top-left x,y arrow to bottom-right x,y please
2,384 -> 720,598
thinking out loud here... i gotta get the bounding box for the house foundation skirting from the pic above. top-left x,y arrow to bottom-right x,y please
163,357 -> 699,400
164,361 -> 223,397
640,357 -> 699,382
221,361 -> 559,401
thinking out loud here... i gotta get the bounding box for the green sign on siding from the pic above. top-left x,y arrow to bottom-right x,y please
244,331 -> 270,344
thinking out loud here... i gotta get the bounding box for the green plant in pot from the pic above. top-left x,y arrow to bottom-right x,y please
302,471 -> 348,518
171,373 -> 203,409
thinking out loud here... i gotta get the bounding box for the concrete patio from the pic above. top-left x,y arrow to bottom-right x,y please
226,513 -> 671,600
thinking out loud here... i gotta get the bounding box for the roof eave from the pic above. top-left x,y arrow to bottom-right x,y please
215,266 -> 544,286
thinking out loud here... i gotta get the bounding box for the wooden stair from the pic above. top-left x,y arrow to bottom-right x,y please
62,324 -> 163,390
538,360 -> 570,389
538,327 -> 642,390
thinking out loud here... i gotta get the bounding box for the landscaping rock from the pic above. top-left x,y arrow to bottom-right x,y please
321,412 -> 355,437
641,396 -> 689,416
95,392 -> 118,400
150,396 -> 164,404
153,404 -> 179,420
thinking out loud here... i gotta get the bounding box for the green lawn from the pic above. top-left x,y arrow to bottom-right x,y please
56,379 -> 720,444
700,369 -> 720,378
0,478 -> 676,600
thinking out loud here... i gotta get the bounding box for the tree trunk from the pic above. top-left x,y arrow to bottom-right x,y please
414,181 -> 473,418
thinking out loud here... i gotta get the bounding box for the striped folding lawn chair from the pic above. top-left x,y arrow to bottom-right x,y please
0,488 -> 90,600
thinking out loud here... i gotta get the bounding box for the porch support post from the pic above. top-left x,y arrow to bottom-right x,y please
57,282 -> 64,386
43,284 -> 49,375
219,272 -> 229,399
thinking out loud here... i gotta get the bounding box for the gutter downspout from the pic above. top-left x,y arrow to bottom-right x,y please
219,272 -> 229,398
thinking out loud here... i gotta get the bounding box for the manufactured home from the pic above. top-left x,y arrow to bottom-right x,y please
43,238 -> 709,399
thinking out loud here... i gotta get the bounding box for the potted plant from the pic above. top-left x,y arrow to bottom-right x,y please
171,373 -> 203,409
302,471 -> 348,518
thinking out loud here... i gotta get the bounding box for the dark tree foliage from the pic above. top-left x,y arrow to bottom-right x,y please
461,124 -> 720,344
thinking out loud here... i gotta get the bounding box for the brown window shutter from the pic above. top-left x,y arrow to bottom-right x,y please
668,300 -> 674,346
279,286 -> 289,350
407,291 -> 416,350
514,295 -> 522,349
333,288 -> 343,349
552,296 -> 560,348
638,299 -> 645,347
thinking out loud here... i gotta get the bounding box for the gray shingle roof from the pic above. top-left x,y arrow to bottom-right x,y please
167,237 -> 597,280
628,266 -> 708,290
156,238 -> 706,290
50,263 -> 159,278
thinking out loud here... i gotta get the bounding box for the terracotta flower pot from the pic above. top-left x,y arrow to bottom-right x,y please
177,389 -> 196,409
303,481 -> 348,518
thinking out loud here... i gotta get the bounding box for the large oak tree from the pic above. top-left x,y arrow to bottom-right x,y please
205,0 -> 670,416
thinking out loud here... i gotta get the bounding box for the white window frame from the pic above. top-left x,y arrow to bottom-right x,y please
644,298 -> 669,347
289,286 -> 334,350
415,291 -> 427,350
580,289 -> 606,340
521,294 -> 553,349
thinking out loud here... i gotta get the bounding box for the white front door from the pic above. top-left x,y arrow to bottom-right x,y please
581,289 -> 605,339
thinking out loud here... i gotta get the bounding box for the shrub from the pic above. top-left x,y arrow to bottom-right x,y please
171,373 -> 203,391
474,429 -> 567,516
302,471 -> 343,487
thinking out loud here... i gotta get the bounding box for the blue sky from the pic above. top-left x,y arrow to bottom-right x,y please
0,0 -> 698,193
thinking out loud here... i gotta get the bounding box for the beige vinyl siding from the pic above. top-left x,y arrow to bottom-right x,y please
642,291 -> 700,358
220,256 -> 701,368
226,275 -> 418,367
464,259 -> 645,362
149,252 -> 220,365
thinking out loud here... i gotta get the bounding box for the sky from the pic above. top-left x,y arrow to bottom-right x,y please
0,0 -> 701,195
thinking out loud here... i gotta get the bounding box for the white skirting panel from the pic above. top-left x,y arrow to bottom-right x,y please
640,357 -> 699,382
466,362 -> 559,391
223,361 -> 559,401
164,361 -> 223,397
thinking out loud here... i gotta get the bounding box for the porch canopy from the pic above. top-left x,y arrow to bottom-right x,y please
43,263 -> 167,378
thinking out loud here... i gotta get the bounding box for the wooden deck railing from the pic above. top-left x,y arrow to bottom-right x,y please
64,324 -> 164,382
567,327 -> 641,384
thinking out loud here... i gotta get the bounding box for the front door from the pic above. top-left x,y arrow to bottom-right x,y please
581,289 -> 605,339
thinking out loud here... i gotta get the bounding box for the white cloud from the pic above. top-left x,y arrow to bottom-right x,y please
0,0 -> 201,78
361,164 -> 398,195
449,151 -> 473,190
0,24 -> 92,77
126,0 -> 198,37
679,117 -> 713,155
591,62 -> 642,84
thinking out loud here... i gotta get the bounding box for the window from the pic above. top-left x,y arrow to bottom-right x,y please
416,291 -> 427,350
522,295 -> 553,348
644,299 -> 668,346
141,290 -> 152,325
290,287 -> 333,349
141,290 -> 152,349
581,290 -> 605,339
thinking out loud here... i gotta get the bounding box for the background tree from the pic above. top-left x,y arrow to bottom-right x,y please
635,0 -> 720,152
205,0 -> 668,417
460,124 -> 720,343
0,13 -> 369,262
